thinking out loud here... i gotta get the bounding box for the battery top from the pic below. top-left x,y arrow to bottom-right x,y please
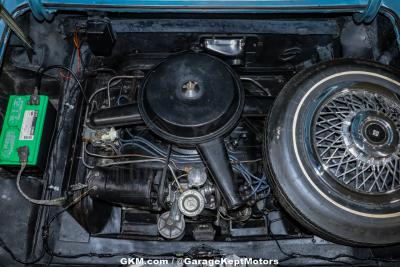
0,95 -> 49,166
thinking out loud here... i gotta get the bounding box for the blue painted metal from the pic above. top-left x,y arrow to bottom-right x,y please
29,0 -> 368,9
26,0 -> 373,19
28,0 -> 53,21
0,0 -> 397,68
381,1 -> 400,50
0,0 -> 29,64
354,0 -> 382,23
382,0 -> 400,18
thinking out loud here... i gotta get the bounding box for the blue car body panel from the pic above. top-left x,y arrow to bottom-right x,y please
0,0 -> 399,65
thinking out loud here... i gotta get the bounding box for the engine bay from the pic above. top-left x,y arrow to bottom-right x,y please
1,10 -> 400,266
71,50 -> 275,241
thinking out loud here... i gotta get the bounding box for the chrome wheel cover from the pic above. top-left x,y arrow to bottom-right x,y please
313,88 -> 400,194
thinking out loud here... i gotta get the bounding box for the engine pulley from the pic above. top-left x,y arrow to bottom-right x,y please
178,189 -> 205,217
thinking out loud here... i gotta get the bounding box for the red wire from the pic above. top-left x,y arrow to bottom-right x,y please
73,29 -> 81,76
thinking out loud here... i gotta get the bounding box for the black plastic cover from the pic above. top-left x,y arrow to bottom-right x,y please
138,52 -> 244,145
86,19 -> 115,56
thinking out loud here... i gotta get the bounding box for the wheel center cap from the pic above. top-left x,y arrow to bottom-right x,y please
347,111 -> 399,159
364,122 -> 387,144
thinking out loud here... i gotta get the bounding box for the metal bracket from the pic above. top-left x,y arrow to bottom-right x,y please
354,0 -> 382,24
28,0 -> 53,21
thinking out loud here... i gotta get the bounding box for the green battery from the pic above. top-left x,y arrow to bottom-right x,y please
0,95 -> 56,171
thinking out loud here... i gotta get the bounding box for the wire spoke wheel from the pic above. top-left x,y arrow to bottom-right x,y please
313,89 -> 400,194
267,60 -> 400,245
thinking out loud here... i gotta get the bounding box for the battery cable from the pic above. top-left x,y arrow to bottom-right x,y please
16,146 -> 66,206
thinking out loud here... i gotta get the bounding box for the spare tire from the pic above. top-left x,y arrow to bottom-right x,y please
266,59 -> 400,246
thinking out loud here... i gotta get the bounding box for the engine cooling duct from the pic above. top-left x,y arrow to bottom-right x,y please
89,53 -> 248,209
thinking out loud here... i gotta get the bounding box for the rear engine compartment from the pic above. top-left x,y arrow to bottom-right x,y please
1,11 -> 400,266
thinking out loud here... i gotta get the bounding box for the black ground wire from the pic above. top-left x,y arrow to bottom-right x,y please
265,216 -> 400,266
0,237 -> 46,265
3,63 -> 400,266
35,65 -> 88,103
0,64 -> 85,264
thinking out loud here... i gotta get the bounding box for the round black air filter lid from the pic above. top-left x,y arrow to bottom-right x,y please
138,53 -> 244,144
